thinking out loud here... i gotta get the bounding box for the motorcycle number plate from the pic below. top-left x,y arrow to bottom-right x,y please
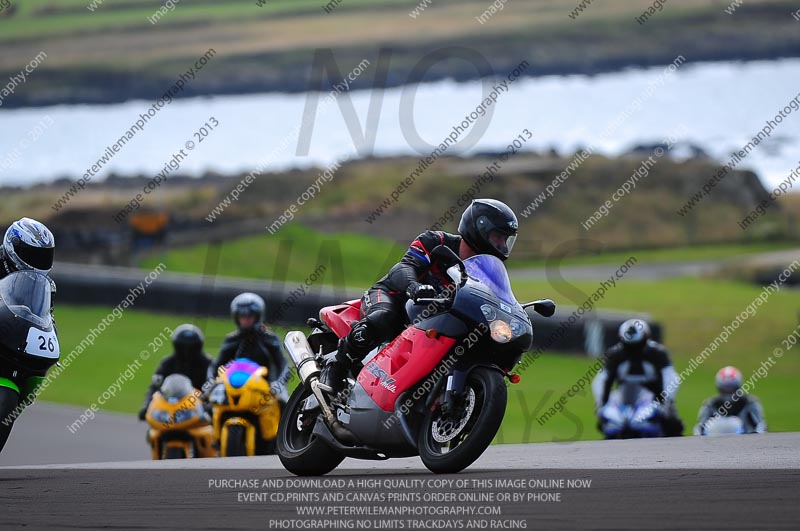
25,327 -> 60,359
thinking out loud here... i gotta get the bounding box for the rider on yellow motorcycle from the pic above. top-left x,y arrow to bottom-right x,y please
145,374 -> 216,459
138,324 -> 212,421
210,293 -> 290,407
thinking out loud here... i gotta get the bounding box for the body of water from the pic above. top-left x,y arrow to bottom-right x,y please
1,58 -> 798,190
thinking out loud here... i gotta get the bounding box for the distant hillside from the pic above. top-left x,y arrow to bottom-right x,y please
0,0 -> 799,107
276,153 -> 787,256
3,151 -> 796,262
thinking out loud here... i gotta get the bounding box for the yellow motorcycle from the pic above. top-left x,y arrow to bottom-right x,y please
209,358 -> 280,456
145,374 -> 216,459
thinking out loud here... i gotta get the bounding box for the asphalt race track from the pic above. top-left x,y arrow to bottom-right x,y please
0,402 -> 149,466
3,402 -> 800,469
1,403 -> 799,530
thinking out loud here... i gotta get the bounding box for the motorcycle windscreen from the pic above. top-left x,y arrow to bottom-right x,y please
225,359 -> 262,389
0,271 -> 53,330
160,374 -> 195,401
462,254 -> 519,307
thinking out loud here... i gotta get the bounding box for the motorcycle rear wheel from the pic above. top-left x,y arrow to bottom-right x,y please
418,367 -> 506,474
0,386 -> 19,453
277,385 -> 344,476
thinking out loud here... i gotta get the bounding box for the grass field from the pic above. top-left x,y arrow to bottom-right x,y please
0,0 -> 661,43
0,0 -> 407,41
142,224 -> 406,289
141,224 -> 797,287
512,241 -> 798,268
512,275 -> 800,439
37,271 -> 800,443
2,0 -> 797,105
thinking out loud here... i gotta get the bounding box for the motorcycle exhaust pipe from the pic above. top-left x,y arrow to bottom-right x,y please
284,332 -> 359,445
309,379 -> 359,446
284,331 -> 321,384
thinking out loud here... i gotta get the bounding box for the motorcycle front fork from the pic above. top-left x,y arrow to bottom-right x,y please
440,370 -> 468,418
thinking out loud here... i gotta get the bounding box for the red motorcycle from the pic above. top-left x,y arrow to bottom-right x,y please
278,246 -> 555,475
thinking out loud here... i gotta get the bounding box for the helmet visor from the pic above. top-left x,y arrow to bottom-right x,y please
175,342 -> 201,358
237,314 -> 257,329
717,384 -> 739,395
14,240 -> 54,271
621,326 -> 645,344
476,216 -> 517,258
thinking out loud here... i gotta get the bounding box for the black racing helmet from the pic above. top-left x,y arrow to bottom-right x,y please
458,199 -> 519,260
172,324 -> 204,359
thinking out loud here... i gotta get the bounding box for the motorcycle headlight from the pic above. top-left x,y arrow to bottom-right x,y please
480,304 -> 497,322
509,319 -> 526,338
209,384 -> 227,405
174,408 -> 197,423
490,320 -> 513,343
151,409 -> 171,424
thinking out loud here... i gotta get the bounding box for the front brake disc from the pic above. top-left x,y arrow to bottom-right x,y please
431,388 -> 476,443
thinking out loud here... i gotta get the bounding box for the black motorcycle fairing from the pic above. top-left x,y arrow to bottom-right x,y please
339,381 -> 417,456
409,312 -> 469,338
411,276 -> 533,362
449,288 -> 532,352
310,413 -> 416,459
307,327 -> 338,356
0,305 -> 57,375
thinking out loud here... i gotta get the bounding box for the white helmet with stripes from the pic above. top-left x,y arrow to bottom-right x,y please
3,217 -> 55,274
618,318 -> 650,346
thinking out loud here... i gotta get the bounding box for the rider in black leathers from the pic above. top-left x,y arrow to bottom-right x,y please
138,324 -> 212,420
0,218 -> 57,451
320,199 -> 519,396
592,319 -> 685,436
210,293 -> 290,406
694,366 -> 766,434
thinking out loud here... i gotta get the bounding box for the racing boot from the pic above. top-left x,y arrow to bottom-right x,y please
319,338 -> 354,397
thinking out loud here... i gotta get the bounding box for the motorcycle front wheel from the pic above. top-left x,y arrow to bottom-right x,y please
418,367 -> 507,474
0,386 -> 20,453
164,446 -> 187,459
277,385 -> 344,476
223,424 -> 248,457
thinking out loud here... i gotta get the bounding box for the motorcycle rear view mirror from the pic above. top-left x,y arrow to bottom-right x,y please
522,299 -> 556,317
430,245 -> 467,286
430,245 -> 460,267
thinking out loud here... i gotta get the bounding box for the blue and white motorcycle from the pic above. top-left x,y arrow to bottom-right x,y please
599,383 -> 663,439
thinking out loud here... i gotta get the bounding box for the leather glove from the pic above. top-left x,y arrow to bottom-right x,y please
138,408 -> 147,421
407,282 -> 436,302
